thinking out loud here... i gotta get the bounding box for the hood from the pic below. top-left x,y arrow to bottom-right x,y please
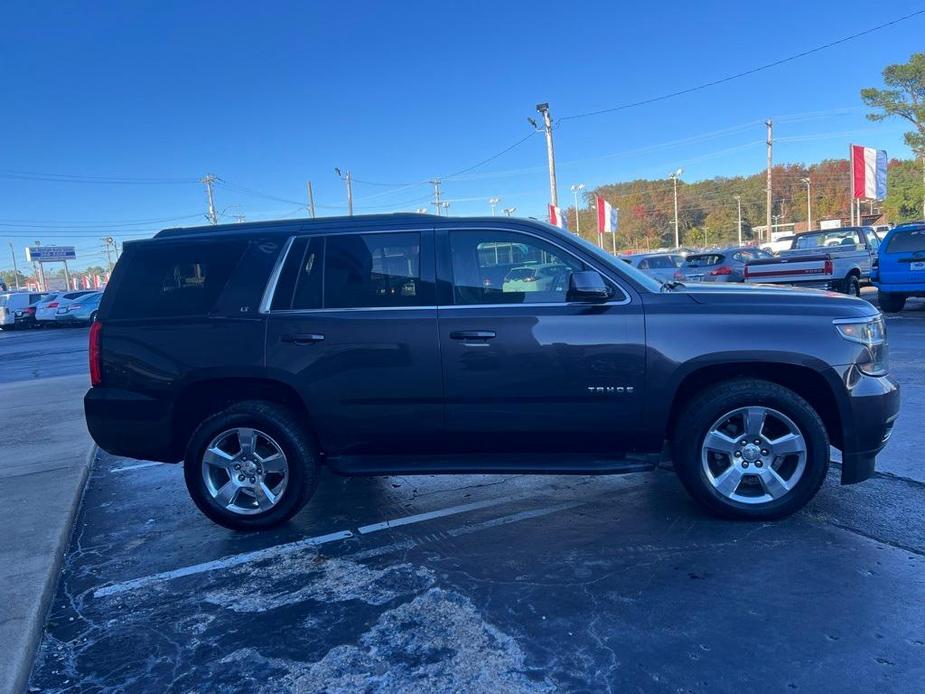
673,282 -> 879,318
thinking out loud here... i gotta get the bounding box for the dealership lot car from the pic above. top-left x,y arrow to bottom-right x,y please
55,291 -> 102,325
0,291 -> 47,329
872,221 -> 925,312
34,290 -> 98,324
84,215 -> 899,531
675,246 -> 773,283
619,253 -> 685,283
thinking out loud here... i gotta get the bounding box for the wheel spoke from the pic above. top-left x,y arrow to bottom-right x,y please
703,430 -> 738,455
237,428 -> 258,456
203,446 -> 235,471
769,432 -> 805,456
255,482 -> 277,509
258,452 -> 286,474
214,480 -> 239,508
713,465 -> 744,497
745,407 -> 766,438
760,468 -> 791,499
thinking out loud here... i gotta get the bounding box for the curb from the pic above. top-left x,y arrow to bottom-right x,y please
12,444 -> 96,694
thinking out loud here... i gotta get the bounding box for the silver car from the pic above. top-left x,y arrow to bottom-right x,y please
677,247 -> 773,283
619,253 -> 685,283
55,291 -> 103,325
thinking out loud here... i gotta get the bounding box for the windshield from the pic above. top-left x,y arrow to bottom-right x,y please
561,226 -> 664,292
885,227 -> 925,253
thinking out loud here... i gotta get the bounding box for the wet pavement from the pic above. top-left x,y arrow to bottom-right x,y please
13,297 -> 925,692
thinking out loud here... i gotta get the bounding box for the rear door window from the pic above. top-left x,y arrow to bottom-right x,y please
108,240 -> 248,319
885,228 -> 925,254
685,254 -> 724,267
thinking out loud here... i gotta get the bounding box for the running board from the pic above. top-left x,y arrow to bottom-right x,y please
326,453 -> 658,477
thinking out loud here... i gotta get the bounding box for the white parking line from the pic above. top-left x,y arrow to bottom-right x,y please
110,462 -> 163,473
356,496 -> 514,534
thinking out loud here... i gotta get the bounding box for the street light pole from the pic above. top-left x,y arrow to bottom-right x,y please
734,195 -> 743,246
570,184 -> 585,235
488,197 -> 500,216
802,177 -> 812,231
503,207 -> 516,217
534,103 -> 558,207
8,242 -> 20,289
669,169 -> 682,248
335,168 -> 353,216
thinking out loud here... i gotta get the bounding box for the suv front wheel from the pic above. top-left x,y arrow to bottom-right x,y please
184,401 -> 319,530
671,379 -> 829,520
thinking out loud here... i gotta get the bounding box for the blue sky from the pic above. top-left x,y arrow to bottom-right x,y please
0,1 -> 922,270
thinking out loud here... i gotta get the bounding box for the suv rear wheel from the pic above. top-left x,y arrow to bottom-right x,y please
671,379 -> 829,520
878,292 -> 906,313
184,401 -> 319,530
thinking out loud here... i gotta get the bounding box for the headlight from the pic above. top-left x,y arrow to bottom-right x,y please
834,315 -> 888,376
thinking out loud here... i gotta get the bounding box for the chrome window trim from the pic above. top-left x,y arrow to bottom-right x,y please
258,236 -> 295,314
261,224 -> 634,313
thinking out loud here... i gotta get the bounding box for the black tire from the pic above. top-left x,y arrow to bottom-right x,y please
878,291 -> 906,313
844,274 -> 861,297
184,400 -> 319,531
671,378 -> 829,520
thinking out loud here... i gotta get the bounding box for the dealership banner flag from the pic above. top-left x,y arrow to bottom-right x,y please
851,144 -> 887,200
548,204 -> 567,229
596,196 -> 618,234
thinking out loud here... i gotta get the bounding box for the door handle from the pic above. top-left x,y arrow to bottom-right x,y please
449,330 -> 496,341
282,333 -> 325,345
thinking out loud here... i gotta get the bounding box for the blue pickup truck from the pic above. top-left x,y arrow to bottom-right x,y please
872,221 -> 925,312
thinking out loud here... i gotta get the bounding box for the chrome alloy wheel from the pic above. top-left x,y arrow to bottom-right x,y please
700,406 -> 807,505
201,427 -> 289,515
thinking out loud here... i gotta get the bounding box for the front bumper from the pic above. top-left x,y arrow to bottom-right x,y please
838,368 -> 900,484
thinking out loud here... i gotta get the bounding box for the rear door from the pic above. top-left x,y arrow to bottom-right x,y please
265,229 -> 443,455
436,227 -> 645,454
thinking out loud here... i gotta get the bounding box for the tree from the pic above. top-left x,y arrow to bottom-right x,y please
861,52 -> 925,216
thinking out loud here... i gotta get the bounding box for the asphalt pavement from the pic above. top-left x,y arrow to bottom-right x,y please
7,302 -> 925,693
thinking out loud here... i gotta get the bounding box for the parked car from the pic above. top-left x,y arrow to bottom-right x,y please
871,221 -> 925,312
744,226 -> 880,295
675,247 -> 773,283
35,290 -> 98,325
762,235 -> 795,255
0,291 -> 47,329
55,291 -> 102,325
620,253 -> 685,283
85,215 -> 899,531
501,263 -> 570,293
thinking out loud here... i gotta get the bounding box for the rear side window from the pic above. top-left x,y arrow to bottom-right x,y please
108,240 -> 247,319
685,254 -> 724,267
885,228 -> 925,254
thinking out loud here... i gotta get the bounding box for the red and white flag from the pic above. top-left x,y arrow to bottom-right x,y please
851,144 -> 887,200
548,204 -> 567,229
596,196 -> 618,234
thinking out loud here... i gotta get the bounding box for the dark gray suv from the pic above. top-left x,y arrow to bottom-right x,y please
84,214 -> 900,530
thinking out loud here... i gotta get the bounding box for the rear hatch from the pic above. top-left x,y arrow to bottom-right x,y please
879,226 -> 925,286
681,253 -> 725,281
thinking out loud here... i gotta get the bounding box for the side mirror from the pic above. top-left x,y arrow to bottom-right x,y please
567,270 -> 610,302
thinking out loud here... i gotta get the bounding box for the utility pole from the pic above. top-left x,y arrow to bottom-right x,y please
570,184 -> 585,234
734,195 -> 743,245
669,169 -> 682,248
306,181 -> 316,219
802,177 -> 812,231
201,174 -> 218,224
503,207 -> 516,217
535,103 -> 558,207
441,201 -> 450,216
335,169 -> 353,216
430,179 -> 443,216
102,236 -> 115,274
8,242 -> 20,289
488,197 -> 500,216
765,119 -> 773,243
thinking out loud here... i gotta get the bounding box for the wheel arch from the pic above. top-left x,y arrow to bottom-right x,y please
666,361 -> 845,451
171,376 -> 318,459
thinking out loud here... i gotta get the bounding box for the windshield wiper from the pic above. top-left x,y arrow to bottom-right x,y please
661,280 -> 685,291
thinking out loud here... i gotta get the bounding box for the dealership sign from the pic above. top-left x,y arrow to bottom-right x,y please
25,245 -> 77,262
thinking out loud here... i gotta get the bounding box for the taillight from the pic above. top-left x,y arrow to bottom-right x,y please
89,321 -> 102,386
48,302 -> 59,308
673,270 -> 685,280
824,258 -> 833,275
709,266 -> 733,276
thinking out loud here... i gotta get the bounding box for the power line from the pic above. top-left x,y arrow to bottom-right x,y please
559,8 -> 925,122
0,169 -> 197,184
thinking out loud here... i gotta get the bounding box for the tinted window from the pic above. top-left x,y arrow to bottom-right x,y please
886,228 -> 925,253
271,237 -> 325,311
685,254 -> 724,267
450,230 -> 584,304
108,240 -> 247,319
324,232 -> 431,309
645,255 -> 676,269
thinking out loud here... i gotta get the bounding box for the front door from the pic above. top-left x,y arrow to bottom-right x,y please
436,227 -> 646,454
266,229 -> 442,455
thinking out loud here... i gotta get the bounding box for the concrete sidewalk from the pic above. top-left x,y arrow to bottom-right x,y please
0,374 -> 93,694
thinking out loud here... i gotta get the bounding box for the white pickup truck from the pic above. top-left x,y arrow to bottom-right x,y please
744,226 -> 881,296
